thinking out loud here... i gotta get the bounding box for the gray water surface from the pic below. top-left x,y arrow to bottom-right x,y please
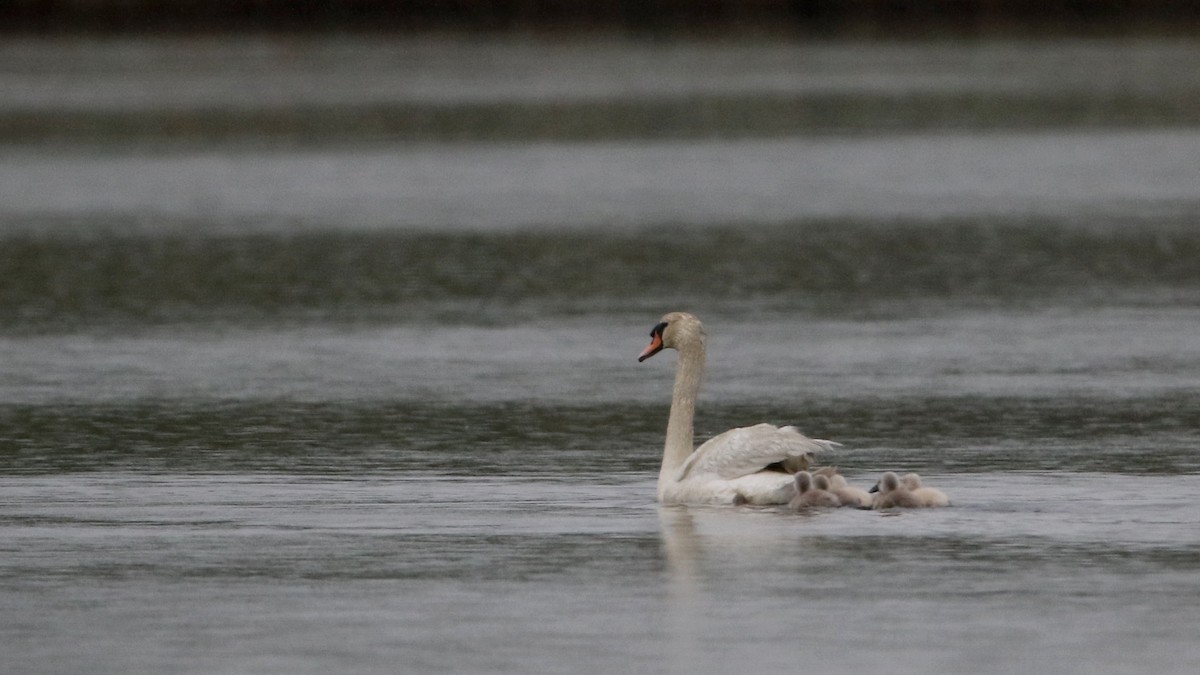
4,131 -> 1199,231
4,472 -> 1199,674
2,35 -> 1199,675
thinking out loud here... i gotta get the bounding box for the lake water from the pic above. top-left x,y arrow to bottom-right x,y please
2,35 -> 1200,674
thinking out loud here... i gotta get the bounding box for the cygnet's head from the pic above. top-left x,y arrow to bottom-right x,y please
901,473 -> 924,490
813,475 -> 832,491
794,471 -> 814,493
879,471 -> 901,493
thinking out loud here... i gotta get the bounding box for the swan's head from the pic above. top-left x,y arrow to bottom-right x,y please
813,475 -> 832,491
638,312 -> 704,362
901,472 -> 923,490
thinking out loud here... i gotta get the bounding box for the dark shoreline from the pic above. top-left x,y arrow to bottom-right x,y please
5,0 -> 1200,36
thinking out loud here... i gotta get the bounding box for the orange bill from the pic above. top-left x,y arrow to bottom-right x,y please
638,332 -> 664,362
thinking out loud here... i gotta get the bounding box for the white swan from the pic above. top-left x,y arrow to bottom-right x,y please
900,473 -> 950,507
789,471 -> 842,510
638,312 -> 839,505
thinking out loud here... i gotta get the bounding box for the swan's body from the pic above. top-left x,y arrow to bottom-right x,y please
639,312 -> 839,505
871,471 -> 924,509
901,473 -> 950,507
789,472 -> 841,510
828,473 -> 873,508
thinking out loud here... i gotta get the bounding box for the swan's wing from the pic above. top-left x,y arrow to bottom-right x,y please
676,423 -> 839,482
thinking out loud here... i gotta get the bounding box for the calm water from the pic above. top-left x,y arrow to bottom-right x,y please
2,36 -> 1200,674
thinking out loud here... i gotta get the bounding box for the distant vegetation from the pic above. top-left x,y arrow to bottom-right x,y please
4,0 -> 1199,35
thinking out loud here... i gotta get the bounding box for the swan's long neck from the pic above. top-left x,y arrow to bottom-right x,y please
659,336 -> 705,491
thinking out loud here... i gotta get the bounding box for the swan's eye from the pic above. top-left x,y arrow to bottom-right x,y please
650,321 -> 668,338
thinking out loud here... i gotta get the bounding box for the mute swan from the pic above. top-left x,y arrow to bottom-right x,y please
871,471 -> 924,509
789,471 -> 842,510
900,473 -> 950,507
638,312 -> 839,505
827,473 -> 873,508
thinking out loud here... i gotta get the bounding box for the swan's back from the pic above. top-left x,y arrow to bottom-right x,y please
677,424 -> 837,482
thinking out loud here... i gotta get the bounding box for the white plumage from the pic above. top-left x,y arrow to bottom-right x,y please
676,423 -> 836,482
639,312 -> 839,505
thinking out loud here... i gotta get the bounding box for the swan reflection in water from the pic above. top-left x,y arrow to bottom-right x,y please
657,505 -> 827,672
658,505 -> 711,675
